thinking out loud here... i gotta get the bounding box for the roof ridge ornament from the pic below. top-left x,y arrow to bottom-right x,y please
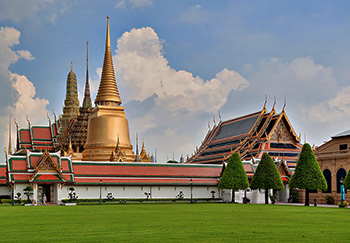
282,97 -> 286,112
263,94 -> 267,110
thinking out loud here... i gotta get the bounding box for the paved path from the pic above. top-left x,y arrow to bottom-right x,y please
276,202 -> 339,208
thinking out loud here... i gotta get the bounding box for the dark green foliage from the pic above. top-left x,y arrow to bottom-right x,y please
250,153 -> 284,191
23,185 -> 33,201
289,143 -> 327,191
343,168 -> 350,190
218,152 -> 249,190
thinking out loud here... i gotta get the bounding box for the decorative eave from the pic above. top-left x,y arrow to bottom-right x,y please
29,150 -> 66,183
266,110 -> 300,142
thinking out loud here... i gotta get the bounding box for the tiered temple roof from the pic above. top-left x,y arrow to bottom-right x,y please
15,117 -> 60,155
7,150 -> 74,184
59,42 -> 92,155
187,100 -> 302,170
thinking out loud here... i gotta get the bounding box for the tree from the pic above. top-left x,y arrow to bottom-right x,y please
23,185 -> 33,201
289,143 -> 327,206
218,152 -> 249,203
250,153 -> 284,204
344,168 -> 350,190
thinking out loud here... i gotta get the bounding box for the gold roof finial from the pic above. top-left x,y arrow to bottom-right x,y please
94,16 -> 122,106
282,97 -> 286,112
263,95 -> 267,110
70,61 -> 73,71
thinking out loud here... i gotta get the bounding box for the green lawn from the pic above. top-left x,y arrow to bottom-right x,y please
0,203 -> 349,242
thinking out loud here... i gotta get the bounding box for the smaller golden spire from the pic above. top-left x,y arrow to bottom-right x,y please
8,117 -> 12,155
70,61 -> 73,71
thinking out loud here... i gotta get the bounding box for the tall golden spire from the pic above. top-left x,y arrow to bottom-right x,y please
94,16 -> 122,106
8,117 -> 12,155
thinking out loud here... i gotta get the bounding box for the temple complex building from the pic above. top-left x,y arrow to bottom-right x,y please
187,99 -> 302,172
58,42 -> 92,159
299,130 -> 350,204
82,16 -> 137,162
58,64 -> 80,137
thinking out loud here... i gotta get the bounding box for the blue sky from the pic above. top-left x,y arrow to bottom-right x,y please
1,0 -> 350,162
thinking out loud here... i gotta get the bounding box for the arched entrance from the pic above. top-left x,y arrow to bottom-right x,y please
323,169 -> 331,193
337,168 -> 346,193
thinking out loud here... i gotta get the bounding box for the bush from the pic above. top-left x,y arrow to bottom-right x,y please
290,188 -> 298,203
1,199 -> 30,204
338,201 -> 348,208
325,195 -> 334,205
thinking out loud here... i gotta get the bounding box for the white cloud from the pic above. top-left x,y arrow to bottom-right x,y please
113,27 -> 249,161
307,86 -> 350,124
7,73 -> 49,125
0,26 -> 48,162
0,27 -> 21,73
115,0 -> 153,9
115,27 -> 249,113
17,50 -> 35,61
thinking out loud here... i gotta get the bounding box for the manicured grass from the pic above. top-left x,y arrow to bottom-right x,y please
0,203 -> 349,242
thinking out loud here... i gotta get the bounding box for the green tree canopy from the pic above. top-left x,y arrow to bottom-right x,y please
289,143 -> 327,206
289,143 -> 327,191
250,153 -> 284,191
218,152 -> 249,190
344,169 -> 350,190
23,185 -> 33,201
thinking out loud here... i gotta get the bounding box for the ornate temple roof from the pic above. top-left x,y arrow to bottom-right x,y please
7,150 -> 74,184
16,117 -> 60,154
187,101 -> 302,170
94,16 -> 122,106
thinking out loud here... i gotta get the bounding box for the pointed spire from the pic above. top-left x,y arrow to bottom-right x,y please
95,16 -> 122,106
82,40 -> 92,109
14,118 -> 19,152
8,117 -> 12,155
70,61 -> 73,71
135,132 -> 140,162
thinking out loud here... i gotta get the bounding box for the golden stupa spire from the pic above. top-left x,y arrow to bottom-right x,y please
94,16 -> 122,106
8,117 -> 12,155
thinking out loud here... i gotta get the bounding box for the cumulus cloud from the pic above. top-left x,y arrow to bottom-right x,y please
113,27 -> 249,161
0,27 -> 21,73
0,26 -> 48,162
7,73 -> 49,125
233,56 -> 340,146
115,27 -> 249,113
115,0 -> 153,9
17,50 -> 35,60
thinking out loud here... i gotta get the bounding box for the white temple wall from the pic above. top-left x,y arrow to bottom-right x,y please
60,185 -> 219,201
0,185 -> 10,196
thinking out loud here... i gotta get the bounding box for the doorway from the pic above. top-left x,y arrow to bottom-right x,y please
38,184 -> 52,204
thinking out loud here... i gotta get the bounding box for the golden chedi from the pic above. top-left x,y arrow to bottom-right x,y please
82,16 -> 135,162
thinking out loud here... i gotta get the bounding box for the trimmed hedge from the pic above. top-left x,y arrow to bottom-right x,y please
250,153 -> 284,190
61,198 -> 221,203
289,143 -> 327,191
1,199 -> 30,204
218,152 -> 249,190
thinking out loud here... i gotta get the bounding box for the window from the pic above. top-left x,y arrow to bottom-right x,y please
339,144 -> 348,150
323,169 -> 332,193
337,168 -> 347,193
